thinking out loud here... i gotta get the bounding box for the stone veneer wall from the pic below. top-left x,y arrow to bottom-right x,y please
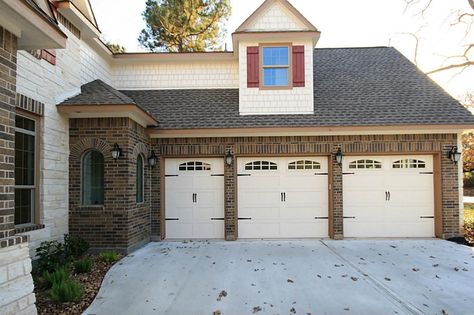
68,118 -> 151,253
0,26 -> 37,315
152,134 -> 461,240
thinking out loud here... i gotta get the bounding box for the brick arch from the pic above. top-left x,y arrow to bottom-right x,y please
70,138 -> 113,161
132,142 -> 149,161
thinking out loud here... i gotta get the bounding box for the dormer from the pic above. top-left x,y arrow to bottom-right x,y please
232,0 -> 320,115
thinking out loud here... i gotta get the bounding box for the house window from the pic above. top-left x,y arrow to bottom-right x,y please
245,161 -> 278,171
81,150 -> 104,205
15,115 -> 37,226
288,160 -> 321,170
348,159 -> 382,169
179,161 -> 211,171
392,159 -> 426,169
262,46 -> 290,87
136,155 -> 144,203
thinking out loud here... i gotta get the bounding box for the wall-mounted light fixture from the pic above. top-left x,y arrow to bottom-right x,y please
448,146 -> 461,164
148,150 -> 158,168
225,150 -> 234,167
111,143 -> 122,160
335,148 -> 343,165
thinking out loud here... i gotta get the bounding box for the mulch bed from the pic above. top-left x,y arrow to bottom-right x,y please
35,255 -> 121,315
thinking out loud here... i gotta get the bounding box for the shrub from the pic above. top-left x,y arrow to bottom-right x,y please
64,234 -> 89,259
41,266 -> 70,289
100,251 -> 119,263
465,219 -> 474,244
74,257 -> 92,274
34,241 -> 66,275
50,278 -> 83,303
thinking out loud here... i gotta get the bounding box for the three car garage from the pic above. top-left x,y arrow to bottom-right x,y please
164,155 -> 436,240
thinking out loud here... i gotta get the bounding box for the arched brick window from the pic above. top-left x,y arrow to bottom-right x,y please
82,150 -> 104,205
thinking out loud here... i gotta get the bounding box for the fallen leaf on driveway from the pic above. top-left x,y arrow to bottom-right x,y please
432,264 -> 439,267
253,306 -> 262,313
454,267 -> 459,272
287,279 -> 294,283
290,307 -> 296,314
384,277 -> 391,281
217,290 -> 228,301
412,268 -> 420,272
351,276 -> 358,281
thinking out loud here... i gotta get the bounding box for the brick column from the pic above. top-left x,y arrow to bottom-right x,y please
331,145 -> 344,239
441,143 -> 461,238
0,26 -> 17,239
224,145 -> 237,241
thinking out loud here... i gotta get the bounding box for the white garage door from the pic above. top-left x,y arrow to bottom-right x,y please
343,155 -> 434,238
238,157 -> 328,238
165,159 -> 224,239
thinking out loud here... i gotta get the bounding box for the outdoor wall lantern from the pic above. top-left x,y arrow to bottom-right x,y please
148,150 -> 158,168
111,143 -> 122,160
225,150 -> 234,166
448,146 -> 461,164
335,148 -> 343,165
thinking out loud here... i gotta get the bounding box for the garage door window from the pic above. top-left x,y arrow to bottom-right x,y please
349,159 -> 382,169
288,160 -> 321,170
245,161 -> 278,170
179,161 -> 211,171
392,159 -> 426,169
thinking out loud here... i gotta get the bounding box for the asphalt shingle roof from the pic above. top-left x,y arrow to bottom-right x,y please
62,80 -> 137,105
61,47 -> 474,130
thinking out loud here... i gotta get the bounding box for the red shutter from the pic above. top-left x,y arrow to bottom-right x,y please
292,46 -> 305,87
247,46 -> 259,88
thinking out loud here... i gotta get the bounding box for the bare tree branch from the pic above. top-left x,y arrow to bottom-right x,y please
426,61 -> 474,74
400,32 -> 421,65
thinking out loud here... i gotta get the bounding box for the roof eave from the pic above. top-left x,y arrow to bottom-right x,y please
57,104 -> 158,128
0,0 -> 67,49
146,124 -> 474,139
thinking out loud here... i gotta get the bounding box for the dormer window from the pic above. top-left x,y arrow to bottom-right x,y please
261,45 -> 291,88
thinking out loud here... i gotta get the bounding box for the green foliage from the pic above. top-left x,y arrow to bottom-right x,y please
50,279 -> 83,303
106,42 -> 126,54
34,240 -> 66,275
100,251 -> 119,263
139,0 -> 231,52
33,235 -> 89,275
74,257 -> 92,274
64,234 -> 90,259
41,266 -> 70,289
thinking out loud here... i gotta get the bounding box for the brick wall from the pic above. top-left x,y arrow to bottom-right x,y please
68,118 -> 151,253
0,26 -> 17,240
152,134 -> 461,240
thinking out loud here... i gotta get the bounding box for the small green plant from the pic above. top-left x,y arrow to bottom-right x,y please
50,278 -> 83,303
40,266 -> 70,289
74,257 -> 92,274
64,234 -> 89,259
100,250 -> 119,263
34,240 -> 66,275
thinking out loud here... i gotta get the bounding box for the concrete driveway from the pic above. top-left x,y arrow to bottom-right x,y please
84,240 -> 474,315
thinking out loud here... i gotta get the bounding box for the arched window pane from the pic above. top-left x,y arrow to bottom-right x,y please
82,151 -> 104,205
136,155 -> 144,203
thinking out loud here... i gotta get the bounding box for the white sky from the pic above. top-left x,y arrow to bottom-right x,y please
89,0 -> 474,99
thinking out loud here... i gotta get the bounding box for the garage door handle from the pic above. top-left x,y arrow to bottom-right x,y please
420,216 -> 434,219
388,191 -> 391,201
343,216 -> 356,219
166,218 -> 179,221
315,216 -> 329,220
238,217 -> 252,220
211,218 -> 225,221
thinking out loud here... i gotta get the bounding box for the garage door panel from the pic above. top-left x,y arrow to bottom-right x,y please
238,156 -> 329,239
165,158 -> 224,239
238,222 -> 280,239
280,222 -> 327,238
240,206 -> 280,219
343,155 -> 434,238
